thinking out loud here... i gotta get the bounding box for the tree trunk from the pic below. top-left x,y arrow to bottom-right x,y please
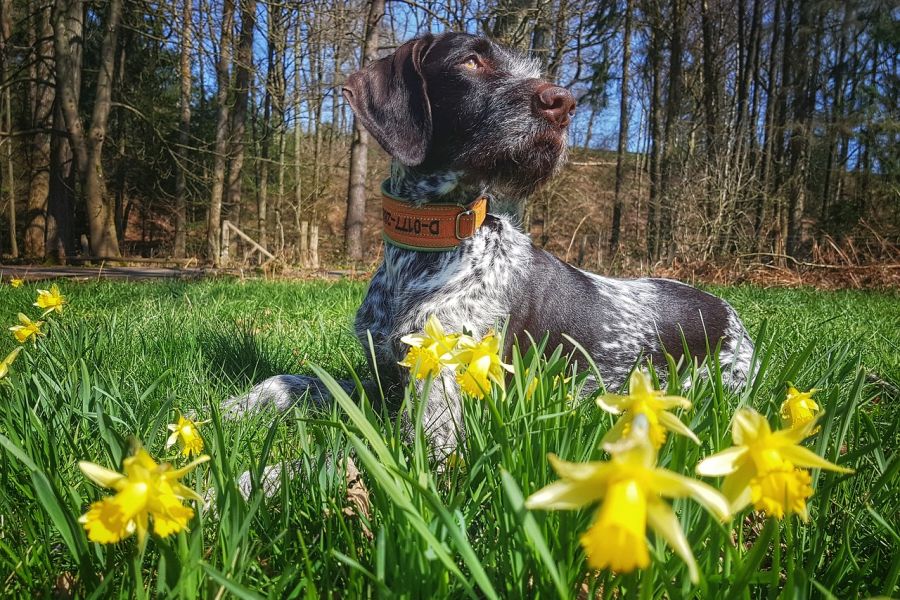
609,0 -> 631,254
85,0 -> 123,256
258,1 -> 283,252
820,2 -> 850,226
54,0 -> 122,257
344,0 -> 385,261
646,15 -> 663,261
174,0 -> 192,258
207,0 -> 235,264
23,0 -> 55,258
0,0 -> 17,257
700,0 -> 718,186
756,0 -> 781,245
658,0 -> 684,262
292,13 -> 302,259
224,0 -> 256,259
491,0 -> 537,50
47,0 -> 80,262
786,0 -> 814,257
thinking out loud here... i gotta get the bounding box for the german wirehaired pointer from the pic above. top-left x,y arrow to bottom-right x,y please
223,32 -> 754,453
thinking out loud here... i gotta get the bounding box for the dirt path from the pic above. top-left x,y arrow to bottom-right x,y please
0,264 -> 213,282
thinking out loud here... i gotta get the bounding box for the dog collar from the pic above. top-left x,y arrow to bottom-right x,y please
381,179 -> 488,251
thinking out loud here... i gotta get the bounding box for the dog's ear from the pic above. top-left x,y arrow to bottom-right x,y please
342,35 -> 434,167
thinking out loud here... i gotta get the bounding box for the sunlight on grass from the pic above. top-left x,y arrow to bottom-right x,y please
0,279 -> 897,597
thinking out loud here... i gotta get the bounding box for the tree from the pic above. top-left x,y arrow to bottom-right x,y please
344,0 -> 384,261
223,0 -> 256,257
609,0 -> 632,254
207,0 -> 235,264
53,0 -> 123,257
0,0 -> 17,257
173,0 -> 192,258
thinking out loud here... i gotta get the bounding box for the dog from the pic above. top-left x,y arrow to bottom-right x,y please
223,32 -> 754,454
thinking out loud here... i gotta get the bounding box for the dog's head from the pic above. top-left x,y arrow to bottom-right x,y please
342,32 -> 575,198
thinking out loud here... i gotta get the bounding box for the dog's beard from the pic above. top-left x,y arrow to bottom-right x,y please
459,127 -> 568,199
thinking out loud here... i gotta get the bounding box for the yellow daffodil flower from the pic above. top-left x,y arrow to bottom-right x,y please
79,445 -> 209,546
0,347 -> 22,379
597,370 -> 700,449
780,386 -> 820,430
523,369 -> 572,401
166,413 -> 208,457
10,278 -> 23,288
526,428 -> 730,583
34,283 -> 65,315
398,315 -> 461,379
447,330 -> 514,399
696,408 -> 853,520
9,313 -> 44,344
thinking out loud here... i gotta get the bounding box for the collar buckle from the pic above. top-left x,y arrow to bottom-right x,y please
455,208 -> 477,240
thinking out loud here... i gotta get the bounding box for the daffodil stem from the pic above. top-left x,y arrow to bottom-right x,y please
483,393 -> 510,456
771,517 -> 782,593
131,543 -> 147,599
784,518 -> 795,596
638,559 -> 655,600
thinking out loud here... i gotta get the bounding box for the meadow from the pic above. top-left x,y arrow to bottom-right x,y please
0,278 -> 897,598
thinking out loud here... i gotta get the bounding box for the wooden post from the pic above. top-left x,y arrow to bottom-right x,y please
309,223 -> 319,269
300,220 -> 309,267
221,219 -> 231,264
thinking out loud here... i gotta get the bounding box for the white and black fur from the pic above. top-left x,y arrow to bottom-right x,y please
223,32 -> 754,454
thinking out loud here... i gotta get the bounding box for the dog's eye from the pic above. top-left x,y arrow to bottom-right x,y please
460,56 -> 481,71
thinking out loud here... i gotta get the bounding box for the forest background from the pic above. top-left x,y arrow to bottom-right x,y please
0,0 -> 897,285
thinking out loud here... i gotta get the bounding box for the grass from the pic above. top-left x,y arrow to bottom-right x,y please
0,278 -> 897,598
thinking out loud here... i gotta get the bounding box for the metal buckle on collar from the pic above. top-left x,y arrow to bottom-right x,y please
455,209 -> 476,240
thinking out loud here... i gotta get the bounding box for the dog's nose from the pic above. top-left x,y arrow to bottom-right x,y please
532,84 -> 576,127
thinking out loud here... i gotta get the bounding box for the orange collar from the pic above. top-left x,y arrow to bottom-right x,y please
381,180 -> 488,251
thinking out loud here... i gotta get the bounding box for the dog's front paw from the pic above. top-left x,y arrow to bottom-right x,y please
220,375 -> 331,418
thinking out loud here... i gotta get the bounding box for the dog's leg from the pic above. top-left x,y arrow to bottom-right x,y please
221,375 -> 380,417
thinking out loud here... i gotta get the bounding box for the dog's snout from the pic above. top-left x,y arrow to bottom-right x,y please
532,84 -> 576,127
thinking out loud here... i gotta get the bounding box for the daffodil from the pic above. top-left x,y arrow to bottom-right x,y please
10,278 -> 23,288
696,408 -> 852,520
398,315 -> 460,379
780,386 -> 820,430
598,370 -> 699,449
34,283 -> 65,315
9,313 -> 44,344
526,428 -> 730,583
166,413 -> 208,457
523,369 -> 572,401
447,330 -> 513,399
0,347 -> 22,379
79,445 -> 209,546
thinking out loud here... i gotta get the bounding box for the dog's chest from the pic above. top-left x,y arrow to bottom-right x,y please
355,217 -> 531,365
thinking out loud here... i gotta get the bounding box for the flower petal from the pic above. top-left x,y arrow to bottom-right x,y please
657,410 -> 701,445
779,414 -> 823,444
629,371 -> 656,397
696,446 -> 748,477
657,395 -> 693,410
649,469 -> 731,521
732,408 -> 768,445
596,393 -> 628,414
646,501 -> 700,584
165,454 -> 211,480
721,462 -> 755,513
79,461 -> 126,489
600,414 -> 630,446
525,479 -> 602,510
547,453 -> 611,482
778,445 -> 854,474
